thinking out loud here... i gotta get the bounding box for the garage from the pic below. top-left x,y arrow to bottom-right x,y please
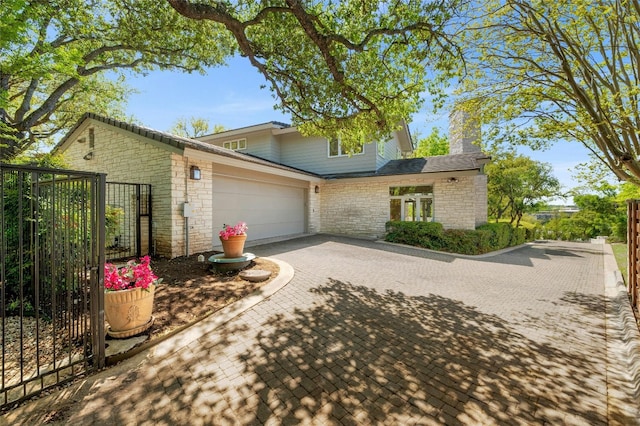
212,175 -> 306,242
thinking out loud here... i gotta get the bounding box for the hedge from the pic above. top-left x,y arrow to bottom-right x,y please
385,221 -> 531,255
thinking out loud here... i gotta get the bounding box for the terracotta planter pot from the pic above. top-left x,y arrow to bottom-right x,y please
105,284 -> 155,338
220,234 -> 247,258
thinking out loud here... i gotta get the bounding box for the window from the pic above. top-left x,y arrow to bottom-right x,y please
389,186 -> 433,222
223,138 -> 247,151
328,138 -> 364,157
89,128 -> 95,148
377,140 -> 386,157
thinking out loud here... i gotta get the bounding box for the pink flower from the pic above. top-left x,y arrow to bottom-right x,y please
104,256 -> 161,292
219,221 -> 248,240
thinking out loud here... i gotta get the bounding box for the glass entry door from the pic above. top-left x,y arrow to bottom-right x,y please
389,186 -> 434,222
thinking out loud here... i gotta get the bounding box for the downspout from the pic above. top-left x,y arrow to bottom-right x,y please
184,158 -> 190,257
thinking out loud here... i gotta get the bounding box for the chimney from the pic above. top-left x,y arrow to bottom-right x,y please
449,108 -> 481,154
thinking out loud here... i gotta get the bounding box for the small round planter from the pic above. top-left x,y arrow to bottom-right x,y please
220,234 -> 247,258
105,284 -> 155,338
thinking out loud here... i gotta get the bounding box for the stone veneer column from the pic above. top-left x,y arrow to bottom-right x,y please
449,108 -> 481,155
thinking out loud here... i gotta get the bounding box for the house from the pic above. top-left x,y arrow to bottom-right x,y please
54,111 -> 490,258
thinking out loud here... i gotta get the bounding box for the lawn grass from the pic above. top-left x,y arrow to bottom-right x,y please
611,242 -> 628,284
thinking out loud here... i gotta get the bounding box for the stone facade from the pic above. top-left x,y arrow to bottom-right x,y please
307,183 -> 322,234
449,109 -> 481,155
474,174 -> 488,226
433,176 -> 478,229
176,158 -> 215,258
319,174 -> 484,238
62,121 -> 177,258
58,114 -> 489,258
320,180 -> 390,238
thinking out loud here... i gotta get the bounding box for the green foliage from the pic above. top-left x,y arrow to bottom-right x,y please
1,0 -> 234,159
167,0 -> 463,156
413,127 -> 449,157
476,222 -> 513,248
385,221 -> 445,251
570,159 -> 618,197
5,298 -> 35,317
385,220 -> 530,255
486,151 -> 561,226
457,0 -> 640,183
169,117 -> 226,138
616,182 -> 640,203
611,243 -> 628,284
539,193 -> 627,242
2,165 -> 96,317
105,205 -> 124,247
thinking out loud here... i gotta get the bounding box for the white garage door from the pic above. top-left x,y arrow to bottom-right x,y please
212,176 -> 305,242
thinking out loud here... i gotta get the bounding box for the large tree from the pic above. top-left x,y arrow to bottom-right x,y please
0,0 -> 234,159
457,0 -> 640,182
413,127 -> 449,157
487,151 -> 561,226
165,0 -> 463,152
2,0 -> 463,161
169,116 -> 225,138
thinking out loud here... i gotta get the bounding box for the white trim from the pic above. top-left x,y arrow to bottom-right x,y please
327,138 -> 365,158
223,138 -> 247,151
197,122 -> 283,141
183,147 -> 323,183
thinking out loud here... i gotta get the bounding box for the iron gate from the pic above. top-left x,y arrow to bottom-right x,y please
0,163 -> 106,408
105,182 -> 152,261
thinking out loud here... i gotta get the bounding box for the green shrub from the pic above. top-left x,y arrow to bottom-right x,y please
440,229 -> 493,255
385,220 -> 532,254
477,222 -> 512,248
385,221 -> 444,250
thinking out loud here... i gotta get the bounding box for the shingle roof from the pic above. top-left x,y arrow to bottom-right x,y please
322,152 -> 491,179
377,152 -> 491,175
54,113 -> 318,178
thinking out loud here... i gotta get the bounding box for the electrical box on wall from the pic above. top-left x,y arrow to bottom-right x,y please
182,202 -> 192,218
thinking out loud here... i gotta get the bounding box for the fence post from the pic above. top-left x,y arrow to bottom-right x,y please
92,173 -> 107,369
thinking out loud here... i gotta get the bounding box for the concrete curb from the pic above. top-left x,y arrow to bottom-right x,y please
375,239 -> 533,259
0,257 -> 294,423
602,244 -> 640,424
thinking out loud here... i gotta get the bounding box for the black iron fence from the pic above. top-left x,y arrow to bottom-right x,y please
0,163 -> 106,408
106,182 -> 152,261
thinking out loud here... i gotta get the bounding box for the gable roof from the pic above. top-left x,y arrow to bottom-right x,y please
54,113 -> 319,178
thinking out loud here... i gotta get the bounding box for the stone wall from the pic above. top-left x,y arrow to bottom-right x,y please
174,157 -> 215,258
474,174 -> 488,226
61,121 -> 176,258
308,183 -> 322,234
449,109 -> 481,155
433,176 -> 478,229
320,179 -> 390,238
320,176 -> 480,238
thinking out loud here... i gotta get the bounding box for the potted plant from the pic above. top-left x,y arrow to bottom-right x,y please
219,221 -> 248,258
104,256 -> 161,338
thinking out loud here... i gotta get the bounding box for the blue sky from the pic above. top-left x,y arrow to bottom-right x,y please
124,56 -> 592,204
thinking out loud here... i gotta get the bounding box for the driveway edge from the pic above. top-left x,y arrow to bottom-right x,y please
602,243 -> 640,425
149,257 -> 294,359
2,257 -> 294,425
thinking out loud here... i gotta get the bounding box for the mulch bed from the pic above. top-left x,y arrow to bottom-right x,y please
145,252 -> 279,339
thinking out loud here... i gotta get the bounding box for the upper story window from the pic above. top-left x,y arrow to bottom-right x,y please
223,138 -> 247,151
328,138 -> 364,157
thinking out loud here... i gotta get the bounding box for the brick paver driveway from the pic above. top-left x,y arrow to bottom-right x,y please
6,235 -> 635,425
